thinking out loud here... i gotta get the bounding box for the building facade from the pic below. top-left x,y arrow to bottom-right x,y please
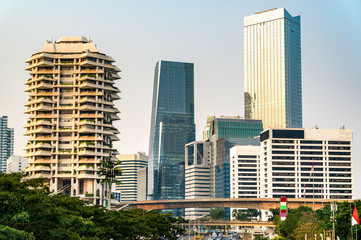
0,116 -> 14,172
260,128 -> 353,200
185,140 -> 211,220
24,36 -> 120,205
116,152 -> 148,201
137,167 -> 148,201
203,116 -> 263,199
244,8 -> 302,129
148,60 -> 195,201
230,146 -> 261,199
6,156 -> 29,173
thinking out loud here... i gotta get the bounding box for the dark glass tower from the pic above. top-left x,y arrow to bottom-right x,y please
148,60 -> 195,202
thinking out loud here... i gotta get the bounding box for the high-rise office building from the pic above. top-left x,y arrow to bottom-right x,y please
148,60 -> 195,202
0,116 -> 14,172
24,36 -> 120,205
260,128 -> 353,200
116,152 -> 148,201
6,156 -> 28,173
203,116 -> 263,199
244,8 -> 302,129
185,140 -> 211,220
203,116 -> 262,220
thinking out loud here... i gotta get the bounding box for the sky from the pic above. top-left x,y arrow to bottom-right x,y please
0,0 -> 360,197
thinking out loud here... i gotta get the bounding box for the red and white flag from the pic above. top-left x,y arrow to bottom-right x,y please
352,205 -> 360,226
302,162 -> 314,197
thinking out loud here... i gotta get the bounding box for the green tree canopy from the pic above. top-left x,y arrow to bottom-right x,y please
0,172 -> 186,240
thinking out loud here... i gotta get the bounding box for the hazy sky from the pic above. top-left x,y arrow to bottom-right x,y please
0,0 -> 360,197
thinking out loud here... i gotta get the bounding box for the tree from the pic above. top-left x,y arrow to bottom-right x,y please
232,209 -> 260,221
210,208 -> 226,220
97,147 -> 122,209
0,172 -> 186,239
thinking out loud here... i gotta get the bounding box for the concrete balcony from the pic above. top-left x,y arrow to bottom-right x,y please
26,127 -> 52,134
77,165 -> 95,171
79,104 -> 97,111
102,129 -> 114,135
33,165 -> 52,171
34,119 -> 53,126
110,135 -> 120,141
79,126 -> 97,133
78,149 -> 96,156
101,100 -> 114,106
110,72 -> 120,79
28,172 -> 51,179
34,113 -> 57,119
111,93 -> 120,100
79,91 -> 102,96
24,142 -> 51,150
77,171 -> 98,179
79,81 -> 98,89
102,107 -> 114,113
30,91 -> 54,97
25,150 -> 52,157
36,59 -> 54,67
78,135 -> 97,141
78,119 -> 97,126
79,97 -> 96,103
78,142 -> 96,148
79,59 -> 98,66
110,113 -> 120,120
29,136 -> 53,141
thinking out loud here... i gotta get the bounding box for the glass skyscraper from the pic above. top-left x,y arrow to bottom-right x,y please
148,60 -> 195,201
0,116 -> 14,172
244,8 -> 302,129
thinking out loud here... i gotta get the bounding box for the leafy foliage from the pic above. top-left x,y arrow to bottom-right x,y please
232,208 -> 260,220
210,208 -> 226,220
0,172 -> 186,239
97,149 -> 122,209
274,202 -> 361,240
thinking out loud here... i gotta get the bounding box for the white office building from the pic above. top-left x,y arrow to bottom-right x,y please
260,128 -> 353,200
230,146 -> 261,199
185,140 -> 211,220
6,156 -> 29,173
116,152 -> 148,201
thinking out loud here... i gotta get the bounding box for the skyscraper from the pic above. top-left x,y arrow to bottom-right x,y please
24,37 -> 120,205
0,116 -> 14,172
148,60 -> 195,201
244,8 -> 302,129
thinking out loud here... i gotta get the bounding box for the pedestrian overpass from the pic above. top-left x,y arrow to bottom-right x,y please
113,198 -> 351,211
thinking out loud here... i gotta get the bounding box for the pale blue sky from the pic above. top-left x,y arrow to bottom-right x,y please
0,0 -> 360,197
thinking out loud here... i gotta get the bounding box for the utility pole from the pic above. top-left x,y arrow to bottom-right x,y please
331,203 -> 337,240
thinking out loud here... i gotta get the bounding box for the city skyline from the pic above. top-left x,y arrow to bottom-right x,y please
0,0 -> 360,198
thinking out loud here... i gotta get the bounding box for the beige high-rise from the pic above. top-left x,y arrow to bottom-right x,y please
244,8 -> 302,129
24,37 -> 120,205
